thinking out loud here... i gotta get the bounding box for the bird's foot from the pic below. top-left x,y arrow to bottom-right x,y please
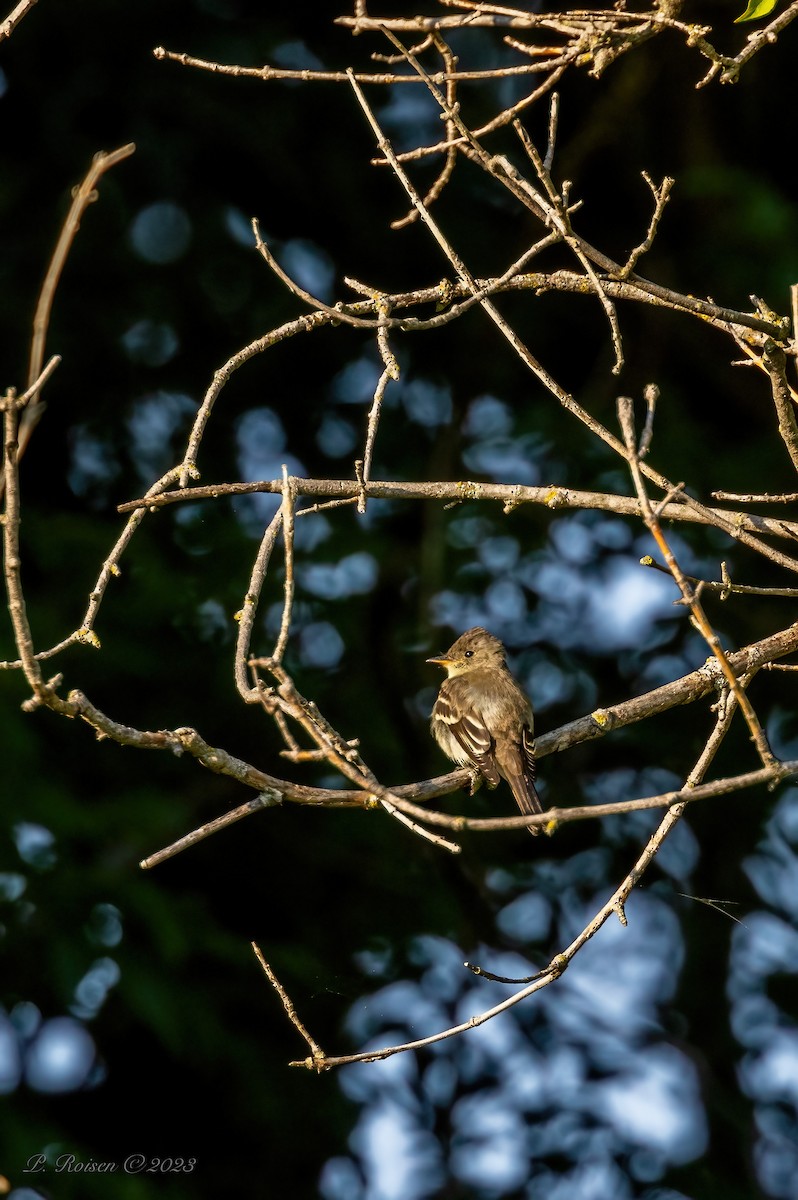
467,769 -> 483,796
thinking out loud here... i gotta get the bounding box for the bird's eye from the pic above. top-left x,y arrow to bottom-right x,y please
464,650 -> 474,658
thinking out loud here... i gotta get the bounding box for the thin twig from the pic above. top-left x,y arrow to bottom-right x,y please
289,958 -> 562,1069
544,90 -> 559,172
641,555 -> 798,599
375,295 -> 400,380
637,381 -> 658,459
252,943 -> 328,1068
375,62 -> 568,168
391,33 -> 459,228
0,0 -> 38,41
791,282 -> 798,389
234,509 -> 283,698
378,797 -> 462,853
618,395 -> 776,769
617,174 -> 674,279
272,469 -> 295,664
252,219 -> 384,330
712,491 -> 798,503
763,340 -> 798,475
358,367 -> 392,512
2,393 -> 44,695
153,44 -> 566,84
0,144 -> 135,498
8,356 -> 62,407
140,793 -> 282,869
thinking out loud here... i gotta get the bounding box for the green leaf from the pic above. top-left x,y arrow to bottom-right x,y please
735,0 -> 779,23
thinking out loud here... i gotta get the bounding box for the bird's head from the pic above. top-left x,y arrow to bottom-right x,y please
426,626 -> 506,677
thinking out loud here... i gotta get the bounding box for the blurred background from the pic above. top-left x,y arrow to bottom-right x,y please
2,1 -> 798,1197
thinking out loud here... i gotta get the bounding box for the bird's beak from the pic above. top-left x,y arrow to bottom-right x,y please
426,654 -> 452,667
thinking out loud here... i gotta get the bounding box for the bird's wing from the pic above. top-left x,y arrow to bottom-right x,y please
433,686 -> 500,786
521,724 -> 537,788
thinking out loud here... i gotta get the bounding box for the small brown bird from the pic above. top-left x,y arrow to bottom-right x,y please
427,626 -> 543,834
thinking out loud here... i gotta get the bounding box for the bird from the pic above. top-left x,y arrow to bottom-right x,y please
427,626 -> 543,834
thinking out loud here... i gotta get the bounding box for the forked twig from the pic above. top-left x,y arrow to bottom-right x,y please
513,116 -> 624,373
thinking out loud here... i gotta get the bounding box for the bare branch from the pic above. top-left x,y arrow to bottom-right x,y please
2,391 -> 45,695
764,339 -> 798,475
0,0 -> 38,42
0,144 -> 135,498
140,793 -> 282,870
152,43 -> 559,85
116,476 -> 798,572
389,760 -> 795,835
272,468 -> 296,665
134,615 -> 798,871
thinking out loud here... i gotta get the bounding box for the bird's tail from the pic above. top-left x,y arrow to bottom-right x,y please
505,762 -> 543,836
